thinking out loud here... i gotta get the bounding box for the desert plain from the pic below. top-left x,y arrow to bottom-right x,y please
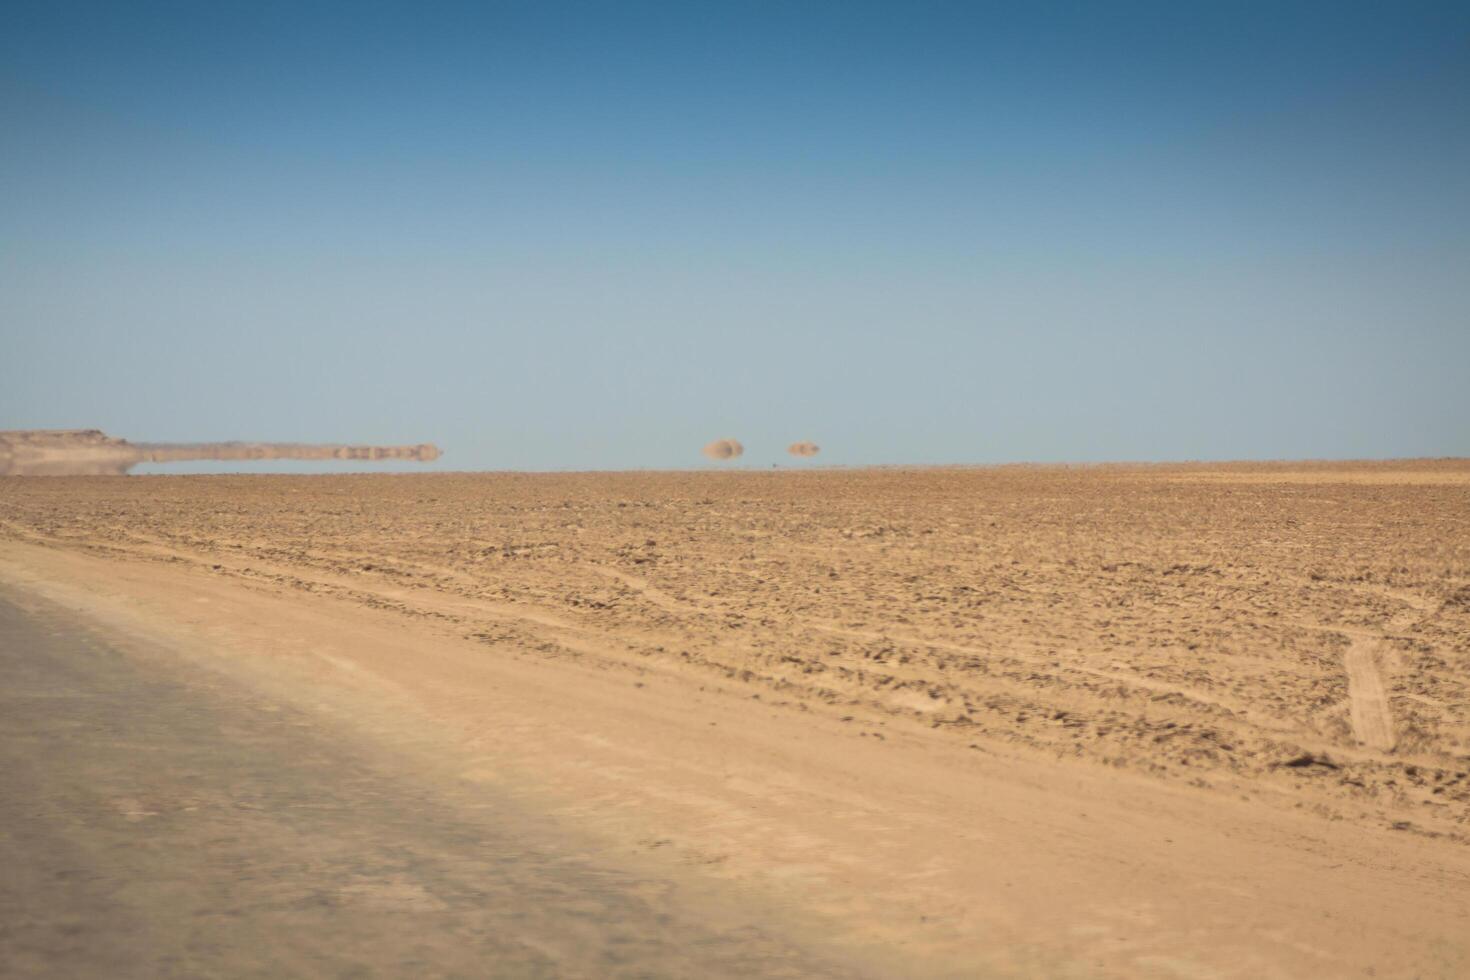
2,460 -> 1469,977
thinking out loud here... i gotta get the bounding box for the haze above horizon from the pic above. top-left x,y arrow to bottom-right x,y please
2,1 -> 1467,471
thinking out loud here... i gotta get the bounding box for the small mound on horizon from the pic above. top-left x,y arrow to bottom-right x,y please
702,439 -> 744,461
787,441 -> 820,458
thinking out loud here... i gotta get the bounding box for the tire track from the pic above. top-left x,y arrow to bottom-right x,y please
1345,637 -> 1396,752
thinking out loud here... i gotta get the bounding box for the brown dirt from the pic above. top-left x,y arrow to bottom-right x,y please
2,460 -> 1468,975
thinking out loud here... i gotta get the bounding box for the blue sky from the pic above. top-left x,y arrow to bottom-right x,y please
2,1 -> 1467,470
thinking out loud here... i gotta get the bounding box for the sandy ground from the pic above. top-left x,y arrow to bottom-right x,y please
1,462 -> 1468,976
0,586 -> 868,979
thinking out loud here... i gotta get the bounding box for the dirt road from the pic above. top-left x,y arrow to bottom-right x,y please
0,586 -> 871,979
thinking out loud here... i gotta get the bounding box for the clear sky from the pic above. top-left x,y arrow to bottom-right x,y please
2,1 -> 1467,471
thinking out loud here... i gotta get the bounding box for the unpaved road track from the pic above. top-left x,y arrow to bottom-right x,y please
0,587 -> 866,979
1345,637 -> 1398,751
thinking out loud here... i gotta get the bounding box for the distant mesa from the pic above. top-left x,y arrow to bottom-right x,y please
0,429 -> 442,477
702,438 -> 744,461
787,441 -> 820,458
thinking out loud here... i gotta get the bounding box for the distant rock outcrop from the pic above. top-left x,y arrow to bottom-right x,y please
0,429 -> 441,476
701,438 -> 744,461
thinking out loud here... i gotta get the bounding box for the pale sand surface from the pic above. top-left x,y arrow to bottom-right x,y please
2,462 -> 1468,976
0,586 -> 874,979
